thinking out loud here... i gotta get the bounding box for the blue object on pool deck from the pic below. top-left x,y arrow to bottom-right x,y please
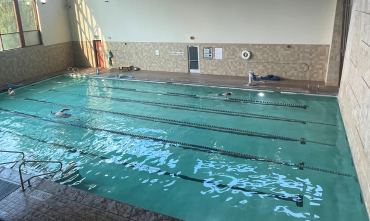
96,69 -> 100,75
7,83 -> 22,89
119,74 -> 132,79
261,75 -> 280,81
108,75 -> 116,78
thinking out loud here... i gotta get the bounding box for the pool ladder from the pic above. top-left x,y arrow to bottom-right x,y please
0,150 -> 63,191
67,67 -> 79,73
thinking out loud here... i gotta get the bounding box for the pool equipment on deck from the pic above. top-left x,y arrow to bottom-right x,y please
261,75 -> 280,81
119,74 -> 133,79
7,83 -> 22,89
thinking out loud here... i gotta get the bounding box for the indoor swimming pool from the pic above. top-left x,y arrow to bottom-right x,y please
0,75 -> 367,220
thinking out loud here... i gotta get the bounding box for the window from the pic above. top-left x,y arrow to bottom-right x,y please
0,0 -> 41,51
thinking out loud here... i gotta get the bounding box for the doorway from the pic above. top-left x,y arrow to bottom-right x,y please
188,46 -> 200,73
94,40 -> 104,67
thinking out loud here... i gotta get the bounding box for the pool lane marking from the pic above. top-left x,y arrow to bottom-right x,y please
47,89 -> 335,127
46,90 -> 337,146
21,97 -> 309,125
0,108 -> 353,178
21,98 -> 321,144
0,128 -> 303,207
72,83 -> 309,109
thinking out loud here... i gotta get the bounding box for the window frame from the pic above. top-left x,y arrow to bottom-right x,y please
0,0 -> 42,51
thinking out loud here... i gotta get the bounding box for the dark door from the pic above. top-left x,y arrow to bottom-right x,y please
188,46 -> 199,73
94,40 -> 104,67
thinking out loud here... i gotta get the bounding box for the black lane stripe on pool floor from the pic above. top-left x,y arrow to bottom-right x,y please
49,89 -> 312,125
21,98 -> 324,145
0,109 -> 352,178
49,89 -> 335,126
73,83 -> 309,109
48,88 -> 335,126
0,129 -> 303,207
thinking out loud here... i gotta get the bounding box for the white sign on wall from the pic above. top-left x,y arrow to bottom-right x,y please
170,52 -> 184,55
215,48 -> 223,60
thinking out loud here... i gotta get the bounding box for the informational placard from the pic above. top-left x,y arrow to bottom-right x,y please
215,48 -> 223,60
204,47 -> 212,59
170,52 -> 184,55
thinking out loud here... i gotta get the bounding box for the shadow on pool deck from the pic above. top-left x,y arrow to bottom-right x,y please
0,167 -> 181,221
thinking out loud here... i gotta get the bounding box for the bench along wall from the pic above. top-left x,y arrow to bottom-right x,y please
68,0 -> 337,81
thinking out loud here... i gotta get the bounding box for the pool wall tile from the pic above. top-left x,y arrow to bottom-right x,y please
338,0 -> 370,217
0,42 -> 74,90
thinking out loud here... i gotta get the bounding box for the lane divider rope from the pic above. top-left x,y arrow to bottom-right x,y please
0,128 -> 303,206
74,83 -> 309,109
23,98 -> 318,144
0,108 -> 352,177
46,90 -> 336,146
48,89 -> 335,127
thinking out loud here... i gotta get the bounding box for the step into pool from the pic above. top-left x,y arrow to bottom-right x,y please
0,75 -> 368,221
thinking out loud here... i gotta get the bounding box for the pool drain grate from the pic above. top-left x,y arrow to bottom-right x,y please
0,109 -> 352,177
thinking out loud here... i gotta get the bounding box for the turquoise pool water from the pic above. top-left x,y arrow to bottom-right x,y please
0,75 -> 368,220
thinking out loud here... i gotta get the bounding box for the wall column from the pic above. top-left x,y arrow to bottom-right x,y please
325,0 -> 344,86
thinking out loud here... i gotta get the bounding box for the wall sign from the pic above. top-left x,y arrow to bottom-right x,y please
215,48 -> 223,60
170,52 -> 184,55
204,47 -> 212,59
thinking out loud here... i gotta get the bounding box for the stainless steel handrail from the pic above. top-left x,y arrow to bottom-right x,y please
0,150 -> 25,167
19,160 -> 63,191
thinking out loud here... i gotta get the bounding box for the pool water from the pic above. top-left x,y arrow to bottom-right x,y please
0,75 -> 368,221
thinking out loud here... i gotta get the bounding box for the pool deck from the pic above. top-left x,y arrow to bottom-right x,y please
0,167 -> 182,221
1,67 -> 339,96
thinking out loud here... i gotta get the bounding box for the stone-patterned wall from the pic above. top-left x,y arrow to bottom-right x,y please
326,0 -> 344,86
0,42 -> 74,89
74,41 -> 330,81
338,0 -> 370,215
72,41 -> 96,67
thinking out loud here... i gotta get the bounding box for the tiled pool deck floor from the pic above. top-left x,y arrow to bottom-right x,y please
1,67 -> 339,96
0,167 -> 181,221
